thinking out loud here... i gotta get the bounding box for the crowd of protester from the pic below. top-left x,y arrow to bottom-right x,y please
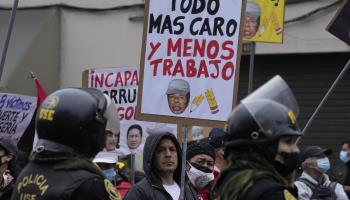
1,87 -> 350,200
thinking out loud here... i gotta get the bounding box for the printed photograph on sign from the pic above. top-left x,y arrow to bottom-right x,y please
87,67 -> 177,155
138,0 -> 244,124
0,93 -> 37,143
243,0 -> 285,43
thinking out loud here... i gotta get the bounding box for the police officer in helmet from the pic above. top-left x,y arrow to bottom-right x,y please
212,76 -> 302,200
11,88 -> 121,200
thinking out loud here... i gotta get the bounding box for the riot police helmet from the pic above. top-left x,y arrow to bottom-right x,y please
224,98 -> 302,148
35,88 -> 119,158
224,75 -> 303,148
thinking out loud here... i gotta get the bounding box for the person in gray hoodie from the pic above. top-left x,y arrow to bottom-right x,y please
124,132 -> 197,200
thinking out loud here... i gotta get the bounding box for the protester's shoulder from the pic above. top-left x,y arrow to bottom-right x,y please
250,179 -> 297,200
123,178 -> 151,200
252,178 -> 285,190
185,183 -> 198,200
72,177 -> 121,200
334,182 -> 349,200
246,178 -> 289,200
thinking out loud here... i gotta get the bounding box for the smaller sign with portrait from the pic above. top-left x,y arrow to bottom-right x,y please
87,67 -> 177,155
243,0 -> 285,43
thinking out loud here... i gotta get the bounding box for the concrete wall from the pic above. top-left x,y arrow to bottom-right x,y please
1,0 -> 349,90
60,7 -> 144,88
0,9 -> 60,95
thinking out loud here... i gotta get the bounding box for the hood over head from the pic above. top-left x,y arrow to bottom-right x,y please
143,132 -> 182,185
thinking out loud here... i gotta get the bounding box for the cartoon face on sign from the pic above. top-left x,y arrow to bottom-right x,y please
244,1 -> 261,39
166,79 -> 190,114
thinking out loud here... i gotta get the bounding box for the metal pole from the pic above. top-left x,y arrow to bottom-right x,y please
248,42 -> 256,94
180,125 -> 189,200
130,153 -> 135,185
0,0 -> 20,82
302,58 -> 350,135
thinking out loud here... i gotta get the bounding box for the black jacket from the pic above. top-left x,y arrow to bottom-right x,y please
0,181 -> 14,200
344,161 -> 350,198
124,133 -> 197,200
11,151 -> 120,200
212,152 -> 298,200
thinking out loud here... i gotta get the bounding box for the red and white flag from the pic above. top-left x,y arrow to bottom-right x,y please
29,72 -> 47,148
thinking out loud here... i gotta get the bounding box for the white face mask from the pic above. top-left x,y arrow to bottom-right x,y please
187,163 -> 214,189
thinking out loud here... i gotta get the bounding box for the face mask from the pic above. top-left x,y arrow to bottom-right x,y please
340,151 -> 350,163
316,157 -> 330,173
187,162 -> 214,189
274,152 -> 300,176
103,168 -> 116,182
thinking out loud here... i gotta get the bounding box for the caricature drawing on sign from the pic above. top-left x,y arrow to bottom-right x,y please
190,94 -> 205,113
205,88 -> 219,114
244,1 -> 261,39
166,79 -> 190,115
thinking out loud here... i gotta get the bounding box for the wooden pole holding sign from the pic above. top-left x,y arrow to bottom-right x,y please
137,0 -> 246,199
247,42 -> 256,94
0,0 -> 19,82
179,126 -> 189,200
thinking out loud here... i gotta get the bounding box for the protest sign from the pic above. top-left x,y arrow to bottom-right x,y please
85,67 -> 177,155
137,0 -> 245,127
0,93 -> 37,143
327,0 -> 350,45
243,0 -> 285,43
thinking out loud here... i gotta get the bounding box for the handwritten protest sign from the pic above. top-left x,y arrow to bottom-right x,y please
0,93 -> 37,143
87,67 -> 177,155
137,0 -> 245,127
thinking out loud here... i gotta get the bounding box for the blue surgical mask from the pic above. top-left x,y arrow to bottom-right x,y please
316,157 -> 330,173
340,150 -> 350,163
103,168 -> 116,182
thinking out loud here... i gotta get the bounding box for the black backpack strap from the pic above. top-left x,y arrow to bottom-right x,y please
297,177 -> 319,199
328,182 -> 338,199
328,182 -> 337,193
297,177 -> 317,191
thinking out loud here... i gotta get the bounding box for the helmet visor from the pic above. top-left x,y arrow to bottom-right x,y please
242,75 -> 299,117
241,75 -> 300,137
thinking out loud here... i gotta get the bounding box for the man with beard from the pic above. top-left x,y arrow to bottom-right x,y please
124,132 -> 197,200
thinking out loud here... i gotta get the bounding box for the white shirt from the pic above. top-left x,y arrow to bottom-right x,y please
163,182 -> 180,200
